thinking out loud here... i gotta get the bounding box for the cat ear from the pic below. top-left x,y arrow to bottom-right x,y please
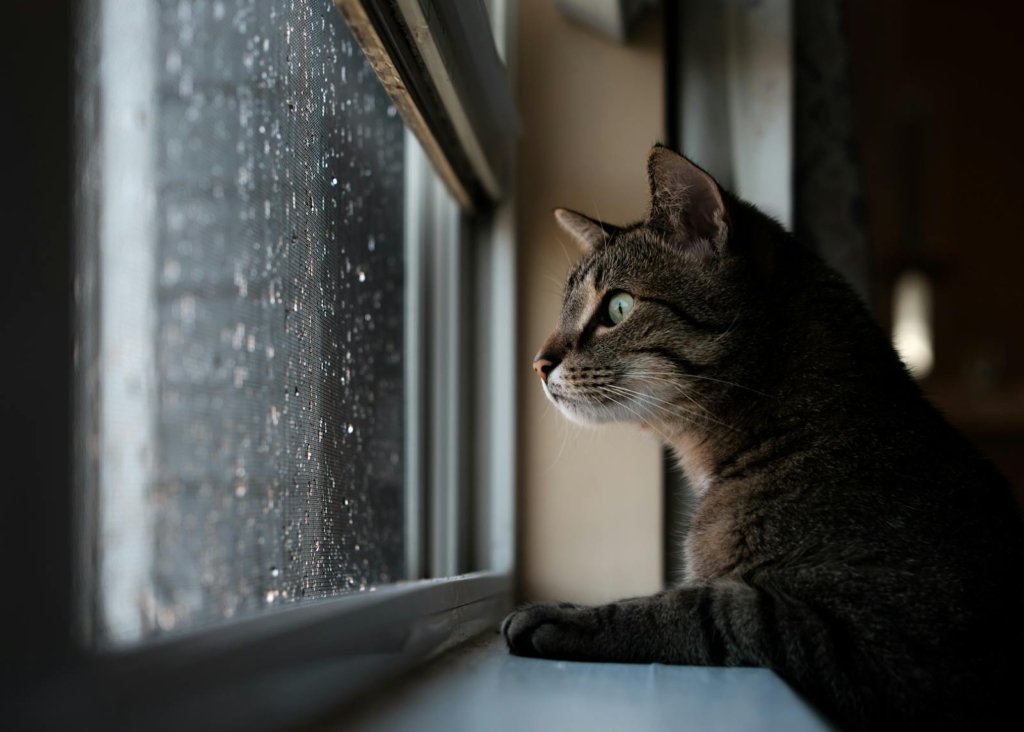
553,208 -> 614,253
646,145 -> 728,248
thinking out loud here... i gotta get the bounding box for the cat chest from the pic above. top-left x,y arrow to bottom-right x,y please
682,514 -> 756,583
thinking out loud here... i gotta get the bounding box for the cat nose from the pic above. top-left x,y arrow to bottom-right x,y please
533,354 -> 560,383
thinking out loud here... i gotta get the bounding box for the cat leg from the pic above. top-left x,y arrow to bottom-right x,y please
502,580 -> 777,666
502,579 -> 863,723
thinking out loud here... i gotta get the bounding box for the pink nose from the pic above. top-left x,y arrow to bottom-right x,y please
533,355 -> 557,383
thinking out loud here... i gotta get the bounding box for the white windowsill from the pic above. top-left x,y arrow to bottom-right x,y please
341,633 -> 834,732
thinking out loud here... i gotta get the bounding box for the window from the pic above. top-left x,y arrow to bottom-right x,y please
69,0 -> 517,719
80,0 -> 411,647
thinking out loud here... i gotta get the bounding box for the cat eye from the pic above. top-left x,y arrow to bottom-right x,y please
606,291 -> 635,326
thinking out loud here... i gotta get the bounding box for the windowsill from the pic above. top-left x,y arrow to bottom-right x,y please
338,633 -> 834,732
22,574 -> 512,732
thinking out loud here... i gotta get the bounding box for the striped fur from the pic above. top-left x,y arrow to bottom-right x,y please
504,146 -> 1024,729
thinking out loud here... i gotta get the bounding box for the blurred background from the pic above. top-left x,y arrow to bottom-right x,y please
2,0 -> 1023,693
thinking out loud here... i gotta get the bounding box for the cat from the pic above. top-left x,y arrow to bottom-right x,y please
503,145 -> 1024,730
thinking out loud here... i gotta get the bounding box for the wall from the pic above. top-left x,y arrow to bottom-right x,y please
515,0 -> 664,603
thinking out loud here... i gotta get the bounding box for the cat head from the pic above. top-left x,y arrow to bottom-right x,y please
534,145 -> 778,436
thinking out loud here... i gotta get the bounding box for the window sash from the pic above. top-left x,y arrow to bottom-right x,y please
334,0 -> 519,211
64,0 -> 518,722
33,573 -> 510,731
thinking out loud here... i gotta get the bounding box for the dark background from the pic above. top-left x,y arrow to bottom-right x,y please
1,1 -> 74,683
847,0 -> 1024,503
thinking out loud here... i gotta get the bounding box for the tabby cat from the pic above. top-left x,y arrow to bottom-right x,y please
502,145 -> 1024,729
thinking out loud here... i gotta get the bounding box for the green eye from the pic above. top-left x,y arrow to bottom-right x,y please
607,292 -> 634,325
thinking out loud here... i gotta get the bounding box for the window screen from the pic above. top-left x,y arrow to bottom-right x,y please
82,0 -> 406,646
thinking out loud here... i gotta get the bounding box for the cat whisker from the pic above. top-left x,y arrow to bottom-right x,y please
604,383 -> 693,419
543,274 -> 566,291
612,380 -> 717,421
627,371 -> 772,398
591,198 -> 611,248
600,384 -> 704,433
605,383 -> 738,433
541,394 -> 552,421
543,411 -> 573,474
595,385 -> 660,421
709,309 -> 742,345
553,236 -> 574,267
630,372 -> 770,401
594,386 -> 674,443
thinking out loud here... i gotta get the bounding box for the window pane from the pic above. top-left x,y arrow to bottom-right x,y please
82,0 -> 406,646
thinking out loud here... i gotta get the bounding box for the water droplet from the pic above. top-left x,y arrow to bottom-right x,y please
330,177 -> 338,186
347,424 -> 354,434
180,295 -> 196,325
235,481 -> 246,497
270,566 -> 280,578
163,259 -> 181,285
357,270 -> 366,282
166,50 -> 182,74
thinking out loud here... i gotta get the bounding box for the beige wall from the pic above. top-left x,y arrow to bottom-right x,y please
516,0 -> 664,603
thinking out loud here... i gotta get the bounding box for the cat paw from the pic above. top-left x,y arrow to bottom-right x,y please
501,602 -> 585,659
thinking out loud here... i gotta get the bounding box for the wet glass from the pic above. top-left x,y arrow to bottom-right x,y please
82,0 -> 406,646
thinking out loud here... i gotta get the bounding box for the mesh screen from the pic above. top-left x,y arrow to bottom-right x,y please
97,0 -> 405,645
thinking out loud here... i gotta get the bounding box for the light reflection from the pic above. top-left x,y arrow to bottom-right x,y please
892,270 -> 934,379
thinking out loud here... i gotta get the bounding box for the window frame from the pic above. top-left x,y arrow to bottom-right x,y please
33,573 -> 511,730
47,0 -> 519,726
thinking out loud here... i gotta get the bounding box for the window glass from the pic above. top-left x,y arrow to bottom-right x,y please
90,0 -> 406,645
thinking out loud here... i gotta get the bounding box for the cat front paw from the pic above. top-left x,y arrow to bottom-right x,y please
501,602 -> 588,659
